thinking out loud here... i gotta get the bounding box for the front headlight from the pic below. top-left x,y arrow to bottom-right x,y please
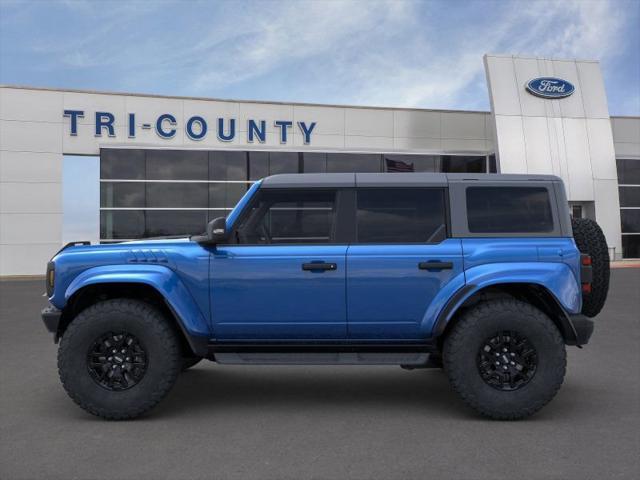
46,261 -> 55,297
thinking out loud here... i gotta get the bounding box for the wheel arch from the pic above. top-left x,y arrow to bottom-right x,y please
433,282 -> 579,347
60,267 -> 209,356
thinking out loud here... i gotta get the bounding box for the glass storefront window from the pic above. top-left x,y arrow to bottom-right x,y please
100,182 -> 145,208
619,187 -> 640,207
147,149 -> 208,180
384,154 -> 438,172
441,155 -> 486,173
621,210 -> 640,233
622,236 -> 640,258
145,210 -> 209,237
617,159 -> 640,185
99,148 -> 493,241
489,154 -> 498,173
209,150 -> 247,181
302,152 -> 327,173
326,153 -> 381,173
146,182 -> 208,208
100,210 -> 210,239
269,152 -> 299,175
100,149 -> 145,179
248,151 -> 269,180
616,159 -> 640,258
100,210 -> 145,239
209,183 -> 249,209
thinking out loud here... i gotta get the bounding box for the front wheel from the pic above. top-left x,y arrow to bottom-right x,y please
443,299 -> 566,420
58,299 -> 182,420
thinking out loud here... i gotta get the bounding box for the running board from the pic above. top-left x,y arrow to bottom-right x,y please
214,352 -> 431,365
208,342 -> 436,365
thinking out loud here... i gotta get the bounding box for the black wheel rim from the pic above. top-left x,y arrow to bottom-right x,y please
477,331 -> 537,391
87,332 -> 147,391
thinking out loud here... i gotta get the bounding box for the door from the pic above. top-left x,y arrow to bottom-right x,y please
347,188 -> 464,340
210,188 -> 348,340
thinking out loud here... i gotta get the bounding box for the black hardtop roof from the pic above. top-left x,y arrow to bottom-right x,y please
261,172 -> 562,188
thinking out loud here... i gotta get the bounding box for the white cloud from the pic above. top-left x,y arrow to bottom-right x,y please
328,0 -> 630,109
2,0 -> 636,113
166,0 -> 630,110
186,1 -> 415,92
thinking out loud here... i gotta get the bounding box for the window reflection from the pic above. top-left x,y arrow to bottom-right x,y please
384,155 -> 439,173
146,210 -> 208,237
100,211 -> 145,239
100,149 -> 145,179
209,183 -> 248,209
269,152 -> 299,175
146,183 -> 208,208
147,150 -> 208,180
209,151 -> 247,181
248,151 -> 269,180
302,152 -> 327,173
100,149 -> 494,241
441,156 -> 486,173
100,182 -> 144,208
327,153 -> 381,173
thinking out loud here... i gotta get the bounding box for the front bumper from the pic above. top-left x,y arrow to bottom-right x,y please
41,306 -> 62,339
567,314 -> 594,346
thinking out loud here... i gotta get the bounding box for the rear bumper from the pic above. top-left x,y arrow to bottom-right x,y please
41,306 -> 62,337
567,314 -> 594,346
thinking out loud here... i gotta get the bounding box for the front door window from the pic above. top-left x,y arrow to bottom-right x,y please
235,190 -> 336,244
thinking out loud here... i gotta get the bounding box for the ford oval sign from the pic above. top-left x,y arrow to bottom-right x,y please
526,77 -> 575,99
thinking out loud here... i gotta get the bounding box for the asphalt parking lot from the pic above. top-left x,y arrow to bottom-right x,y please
1,269 -> 639,480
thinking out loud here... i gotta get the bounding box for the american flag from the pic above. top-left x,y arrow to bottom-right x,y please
385,158 -> 414,172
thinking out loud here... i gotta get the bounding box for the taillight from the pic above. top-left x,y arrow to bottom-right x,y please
580,254 -> 592,295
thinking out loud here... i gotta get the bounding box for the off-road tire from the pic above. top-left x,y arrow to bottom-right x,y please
571,217 -> 610,317
58,299 -> 182,420
443,299 -> 566,420
181,356 -> 203,371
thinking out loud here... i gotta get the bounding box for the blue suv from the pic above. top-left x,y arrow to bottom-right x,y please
42,173 -> 609,420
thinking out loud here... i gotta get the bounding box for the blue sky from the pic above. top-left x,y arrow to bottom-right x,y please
1,0 -> 639,115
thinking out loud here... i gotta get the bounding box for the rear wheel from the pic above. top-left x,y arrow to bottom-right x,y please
443,299 -> 566,420
58,299 -> 182,420
572,217 -> 610,317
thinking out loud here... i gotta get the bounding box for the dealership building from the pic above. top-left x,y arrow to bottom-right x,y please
1,54 -> 639,276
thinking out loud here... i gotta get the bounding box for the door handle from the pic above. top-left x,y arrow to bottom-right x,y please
418,261 -> 453,271
302,262 -> 337,271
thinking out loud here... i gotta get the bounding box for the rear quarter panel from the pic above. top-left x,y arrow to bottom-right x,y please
425,238 -> 582,336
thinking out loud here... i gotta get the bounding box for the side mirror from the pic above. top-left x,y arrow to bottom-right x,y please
206,217 -> 228,244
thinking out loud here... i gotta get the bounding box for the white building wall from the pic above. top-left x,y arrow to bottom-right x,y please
0,88 -> 64,276
484,54 -> 623,258
0,85 -> 492,275
0,82 -> 634,275
611,116 -> 640,159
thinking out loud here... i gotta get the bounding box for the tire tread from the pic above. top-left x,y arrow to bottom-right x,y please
57,299 -> 181,420
571,217 -> 610,317
444,299 -> 566,420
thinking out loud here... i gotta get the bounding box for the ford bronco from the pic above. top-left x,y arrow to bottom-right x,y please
41,173 -> 610,420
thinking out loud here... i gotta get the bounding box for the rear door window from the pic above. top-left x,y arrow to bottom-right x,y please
466,186 -> 554,233
356,188 -> 447,243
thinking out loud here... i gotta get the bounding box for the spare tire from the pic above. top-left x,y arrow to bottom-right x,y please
571,217 -> 610,317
